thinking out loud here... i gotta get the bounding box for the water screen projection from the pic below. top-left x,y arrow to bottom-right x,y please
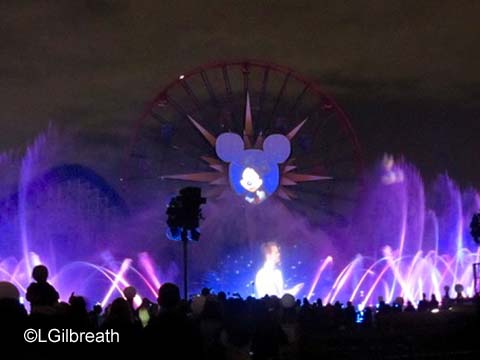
254,241 -> 304,298
215,132 -> 291,204
0,61 -> 479,308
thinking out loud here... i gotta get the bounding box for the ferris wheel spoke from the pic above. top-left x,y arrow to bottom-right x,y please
258,67 -> 270,119
242,63 -> 250,98
165,94 -> 192,119
270,71 -> 292,121
289,83 -> 310,115
149,109 -> 170,125
200,70 -> 219,106
180,79 -> 202,113
309,111 -> 336,140
222,66 -> 233,101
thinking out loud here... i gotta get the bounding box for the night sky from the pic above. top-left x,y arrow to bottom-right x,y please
1,1 -> 479,187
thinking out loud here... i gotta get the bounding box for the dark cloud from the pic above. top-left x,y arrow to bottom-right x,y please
0,0 -> 479,184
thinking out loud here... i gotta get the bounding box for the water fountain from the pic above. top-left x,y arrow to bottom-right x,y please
1,61 -> 479,308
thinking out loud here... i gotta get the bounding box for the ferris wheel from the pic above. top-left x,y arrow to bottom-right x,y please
124,60 -> 364,226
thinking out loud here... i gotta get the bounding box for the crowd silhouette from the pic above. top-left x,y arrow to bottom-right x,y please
0,265 -> 479,359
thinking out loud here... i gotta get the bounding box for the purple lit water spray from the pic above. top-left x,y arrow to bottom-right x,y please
0,130 -> 479,309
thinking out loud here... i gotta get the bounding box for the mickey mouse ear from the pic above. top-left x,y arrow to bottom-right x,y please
215,133 -> 244,162
263,134 -> 291,163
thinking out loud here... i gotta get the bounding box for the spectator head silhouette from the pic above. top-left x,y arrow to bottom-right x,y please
69,293 -> 87,312
107,297 -> 134,323
201,287 -> 211,296
140,297 -> 152,308
217,291 -> 226,302
454,283 -> 464,298
93,304 -> 102,315
394,296 -> 404,307
157,282 -> 180,309
281,293 -> 295,308
191,295 -> 206,316
26,264 -> 59,311
32,265 -> 49,283
123,286 -> 137,301
0,281 -> 19,300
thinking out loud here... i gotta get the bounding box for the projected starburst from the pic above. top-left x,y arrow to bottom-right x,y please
162,93 -> 332,201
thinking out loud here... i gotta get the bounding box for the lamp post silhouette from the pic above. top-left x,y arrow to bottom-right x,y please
166,187 -> 206,299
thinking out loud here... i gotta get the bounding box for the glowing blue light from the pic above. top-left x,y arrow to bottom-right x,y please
215,132 -> 291,204
166,228 -> 201,242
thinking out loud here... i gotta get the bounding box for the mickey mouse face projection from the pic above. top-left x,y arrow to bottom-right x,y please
162,93 -> 332,203
215,133 -> 291,204
240,167 -> 263,193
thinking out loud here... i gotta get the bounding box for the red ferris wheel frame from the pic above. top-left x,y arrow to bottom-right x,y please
125,59 -> 363,172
